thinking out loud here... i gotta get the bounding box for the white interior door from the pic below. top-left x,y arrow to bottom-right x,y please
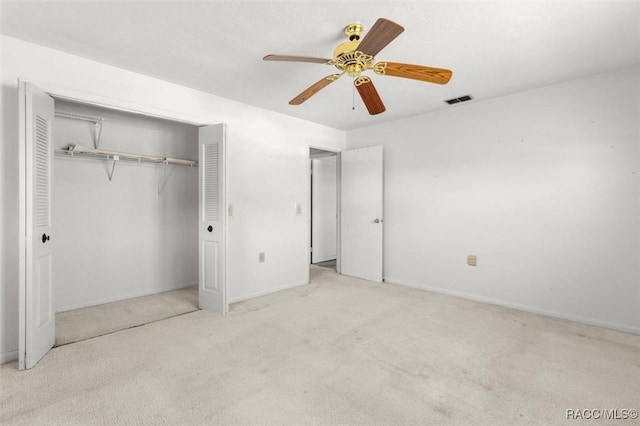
340,146 -> 384,282
19,81 -> 55,370
311,156 -> 337,263
198,124 -> 227,314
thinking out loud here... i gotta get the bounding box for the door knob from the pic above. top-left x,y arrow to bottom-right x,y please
41,233 -> 50,243
207,225 -> 213,232
374,219 -> 381,224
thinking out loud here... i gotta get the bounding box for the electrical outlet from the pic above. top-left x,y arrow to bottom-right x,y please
467,255 -> 477,267
259,252 -> 265,263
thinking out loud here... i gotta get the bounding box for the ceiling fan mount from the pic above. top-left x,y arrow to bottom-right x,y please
344,22 -> 365,40
263,18 -> 453,115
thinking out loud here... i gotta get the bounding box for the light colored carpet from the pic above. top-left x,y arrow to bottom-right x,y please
55,286 -> 198,346
1,267 -> 639,425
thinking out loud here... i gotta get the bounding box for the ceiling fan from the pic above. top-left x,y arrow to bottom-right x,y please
263,18 -> 453,115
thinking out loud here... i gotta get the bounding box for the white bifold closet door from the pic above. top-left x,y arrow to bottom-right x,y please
19,81 -> 56,370
198,124 -> 227,314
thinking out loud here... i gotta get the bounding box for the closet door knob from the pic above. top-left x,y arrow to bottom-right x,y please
41,233 -> 50,243
207,226 -> 213,232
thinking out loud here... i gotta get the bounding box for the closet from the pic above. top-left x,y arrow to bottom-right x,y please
52,100 -> 200,344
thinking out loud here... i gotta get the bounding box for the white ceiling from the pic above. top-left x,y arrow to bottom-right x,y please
2,0 -> 639,130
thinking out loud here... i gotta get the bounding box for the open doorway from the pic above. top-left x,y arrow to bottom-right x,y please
307,145 -> 384,283
309,148 -> 337,271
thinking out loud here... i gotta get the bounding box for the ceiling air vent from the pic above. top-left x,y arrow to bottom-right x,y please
445,95 -> 474,105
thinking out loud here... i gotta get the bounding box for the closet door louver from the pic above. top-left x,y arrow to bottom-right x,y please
34,115 -> 51,228
203,143 -> 219,221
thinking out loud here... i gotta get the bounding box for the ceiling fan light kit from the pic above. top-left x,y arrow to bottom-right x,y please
263,18 -> 453,116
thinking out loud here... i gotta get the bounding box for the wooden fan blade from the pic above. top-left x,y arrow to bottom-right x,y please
289,74 -> 342,105
263,54 -> 331,64
356,18 -> 404,57
355,76 -> 385,115
375,62 -> 453,85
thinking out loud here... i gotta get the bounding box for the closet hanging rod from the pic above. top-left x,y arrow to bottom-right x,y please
58,144 -> 197,167
54,110 -> 104,123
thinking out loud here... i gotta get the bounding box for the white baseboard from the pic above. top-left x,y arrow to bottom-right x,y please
385,277 -> 640,336
228,280 -> 308,304
56,281 -> 198,313
1,350 -> 18,365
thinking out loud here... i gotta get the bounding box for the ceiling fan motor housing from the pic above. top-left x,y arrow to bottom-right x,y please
333,23 -> 374,78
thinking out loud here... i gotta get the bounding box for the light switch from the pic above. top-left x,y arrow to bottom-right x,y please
228,203 -> 233,217
259,252 -> 265,263
467,255 -> 477,267
295,202 -> 303,215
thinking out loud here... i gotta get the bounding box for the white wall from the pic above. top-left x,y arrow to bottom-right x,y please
53,100 -> 198,312
347,65 -> 640,334
0,36 -> 345,363
311,156 -> 337,263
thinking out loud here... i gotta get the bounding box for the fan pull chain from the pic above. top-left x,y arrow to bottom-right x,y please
352,81 -> 355,111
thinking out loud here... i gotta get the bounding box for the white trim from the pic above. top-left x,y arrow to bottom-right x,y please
22,79 -> 212,126
1,351 -> 19,365
17,80 -> 26,370
307,142 -> 341,154
336,151 -> 341,274
223,125 -> 229,314
386,277 -> 640,336
307,157 -> 312,273
227,280 -> 308,305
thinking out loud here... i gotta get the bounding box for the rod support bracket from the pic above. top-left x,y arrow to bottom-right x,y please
94,120 -> 103,149
107,155 -> 119,182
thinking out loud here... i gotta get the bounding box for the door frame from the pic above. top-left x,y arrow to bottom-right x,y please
307,145 -> 341,276
18,79 -> 225,368
18,81 -> 27,369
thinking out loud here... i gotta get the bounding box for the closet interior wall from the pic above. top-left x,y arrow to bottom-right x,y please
53,100 -> 199,312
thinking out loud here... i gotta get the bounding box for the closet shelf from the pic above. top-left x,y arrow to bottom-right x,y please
55,110 -> 105,149
56,144 -> 197,167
